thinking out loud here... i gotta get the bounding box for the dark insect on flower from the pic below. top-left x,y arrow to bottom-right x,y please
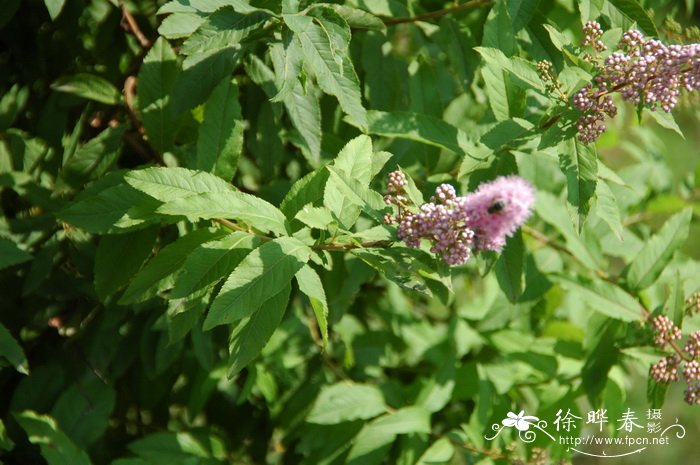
487,200 -> 506,214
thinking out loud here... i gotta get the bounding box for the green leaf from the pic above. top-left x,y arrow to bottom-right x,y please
474,47 -> 545,92
157,12 -> 206,39
534,191 -> 600,270
58,182 -> 162,234
125,166 -> 232,202
607,0 -> 659,36
646,109 -> 684,138
554,276 -> 642,321
280,167 -> 330,219
323,135 -> 375,228
128,432 -> 210,462
595,179 -> 623,240
51,376 -> 116,448
666,270 -> 684,328
367,110 -> 470,154
416,437 -> 454,465
15,411 -> 91,465
0,84 -> 29,131
558,138 -> 598,231
119,228 -> 227,304
228,284 -> 291,377
296,264 -> 329,347
284,14 -> 367,129
181,6 -> 273,55
196,78 -> 244,180
0,237 -> 32,270
625,208 -> 693,291
171,232 -> 260,299
325,167 -> 386,225
323,4 -> 385,31
346,407 -> 431,465
507,0 -> 540,31
307,382 -> 386,424
61,126 -> 125,188
0,418 -> 14,451
204,237 -> 311,329
269,33 -> 303,103
0,322 -> 28,374
295,205 -> 334,229
94,227 -> 159,301
158,191 -> 288,235
495,230 -> 524,303
51,73 -> 121,105
137,37 -> 180,153
171,46 -> 240,114
44,0 -> 67,20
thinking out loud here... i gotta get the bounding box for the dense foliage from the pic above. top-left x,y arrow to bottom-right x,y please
1,0 -> 700,464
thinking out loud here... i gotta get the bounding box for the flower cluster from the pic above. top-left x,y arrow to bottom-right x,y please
383,171 -> 535,265
649,314 -> 700,405
573,22 -> 700,143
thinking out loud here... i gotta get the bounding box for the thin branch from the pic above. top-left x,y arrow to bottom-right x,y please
119,0 -> 151,49
382,0 -> 492,26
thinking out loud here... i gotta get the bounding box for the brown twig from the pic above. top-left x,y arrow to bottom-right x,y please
119,0 -> 151,49
382,0 -> 491,26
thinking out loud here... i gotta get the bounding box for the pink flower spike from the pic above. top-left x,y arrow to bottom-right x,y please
462,176 -> 535,252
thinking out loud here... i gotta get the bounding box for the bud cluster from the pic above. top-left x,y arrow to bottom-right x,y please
383,171 -> 535,266
649,312 -> 700,405
573,22 -> 700,143
582,20 -> 607,53
685,292 -> 700,316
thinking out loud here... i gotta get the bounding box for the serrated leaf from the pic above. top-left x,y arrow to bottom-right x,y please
559,138 -> 597,231
94,227 -> 159,301
51,73 -> 121,105
171,46 -> 240,114
307,382 -> 386,424
625,208 -> 693,291
157,12 -> 206,39
204,237 -> 311,329
475,47 -> 545,92
284,14 -> 367,129
125,166 -> 233,201
61,126 -> 125,188
323,135 -> 375,228
0,237 -> 32,270
196,78 -> 244,180
137,38 -> 180,153
58,182 -> 163,234
228,284 -> 290,377
367,110 -> 470,154
15,411 -> 91,465
280,168 -> 330,219
607,0 -> 658,36
495,230 -> 524,303
181,6 -> 272,55
296,264 -> 329,347
119,228 -> 227,304
171,232 -> 260,299
0,322 -> 28,374
554,276 -> 642,321
324,4 -> 385,31
295,205 -> 334,229
157,190 -> 288,235
646,109 -> 684,138
595,179 -> 623,240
